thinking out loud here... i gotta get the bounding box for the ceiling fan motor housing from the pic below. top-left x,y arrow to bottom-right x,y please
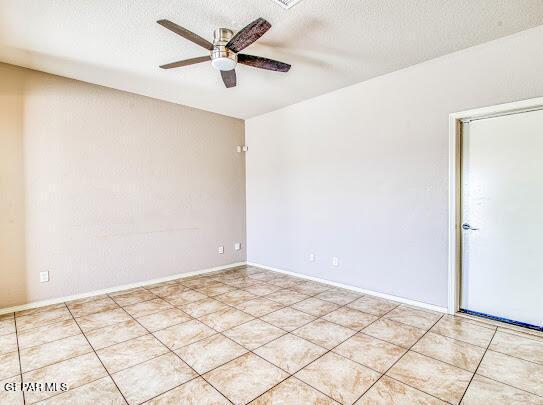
211,28 -> 237,71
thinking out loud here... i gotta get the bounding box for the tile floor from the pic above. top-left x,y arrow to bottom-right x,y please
1,266 -> 542,404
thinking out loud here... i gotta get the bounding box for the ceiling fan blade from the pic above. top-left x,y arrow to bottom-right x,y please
221,70 -> 237,88
237,54 -> 291,72
157,19 -> 214,51
159,55 -> 211,69
226,18 -> 271,53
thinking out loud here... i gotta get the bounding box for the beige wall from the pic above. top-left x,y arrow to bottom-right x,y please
246,26 -> 543,308
0,63 -> 246,309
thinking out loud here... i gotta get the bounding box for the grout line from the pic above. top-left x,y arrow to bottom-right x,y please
458,327 -> 497,403
349,311 -> 446,404
12,313 -> 26,405
247,283 -> 403,403
12,266 -> 540,404
64,304 -> 130,405
115,297 -> 235,404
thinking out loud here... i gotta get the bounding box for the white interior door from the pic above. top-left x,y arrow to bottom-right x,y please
461,109 -> 543,328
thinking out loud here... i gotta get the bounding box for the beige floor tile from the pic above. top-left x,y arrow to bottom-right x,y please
430,316 -> 495,348
0,319 -> 15,336
0,352 -> 20,380
146,283 -> 188,298
112,352 -> 197,405
477,350 -> 543,396
204,352 -> 288,404
197,283 -> 237,297
0,333 -> 17,355
461,374 -> 542,405
260,307 -> 316,332
109,287 -> 145,297
267,277 -> 304,289
180,298 -> 229,318
175,334 -> 247,374
294,319 -> 356,350
67,297 -> 119,317
123,298 -> 173,318
356,375 -> 445,404
20,334 -> 92,372
254,333 -> 327,374
489,330 -> 543,365
0,375 -> 24,405
386,351 -> 472,404
199,307 -> 254,332
181,278 -> 224,289
22,353 -> 107,403
37,376 -> 126,404
264,289 -> 309,306
17,319 -> 81,349
333,333 -> 406,373
111,289 -> 158,307
144,377 -> 229,404
223,319 -> 286,350
75,308 -> 132,332
97,334 -> 168,373
295,352 -> 380,404
291,298 -> 339,317
164,290 -> 208,306
233,297 -> 284,317
153,319 -> 215,350
347,296 -> 399,317
15,303 -> 67,318
136,308 -> 191,332
412,332 -> 485,372
291,282 -> 331,295
221,277 -> 261,289
214,290 -> 257,306
248,273 -> 281,283
251,376 -> 338,404
242,283 -> 282,296
16,307 -> 73,332
383,306 -> 442,330
322,307 -> 378,330
314,289 -> 360,306
85,319 -> 147,350
362,318 -> 426,348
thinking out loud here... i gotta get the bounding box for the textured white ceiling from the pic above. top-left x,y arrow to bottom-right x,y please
1,0 -> 542,119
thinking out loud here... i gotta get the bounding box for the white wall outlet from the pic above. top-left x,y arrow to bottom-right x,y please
40,271 -> 49,283
332,257 -> 339,267
218,246 -> 224,254
234,243 -> 241,251
308,253 -> 315,262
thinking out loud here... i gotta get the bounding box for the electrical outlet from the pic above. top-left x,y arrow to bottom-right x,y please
308,253 -> 315,262
218,246 -> 224,254
40,271 -> 49,283
332,257 -> 339,267
234,243 -> 241,251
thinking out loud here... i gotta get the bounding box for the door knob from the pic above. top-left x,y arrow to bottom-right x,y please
462,223 -> 479,231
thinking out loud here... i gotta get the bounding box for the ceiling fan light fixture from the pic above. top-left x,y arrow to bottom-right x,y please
211,56 -> 237,71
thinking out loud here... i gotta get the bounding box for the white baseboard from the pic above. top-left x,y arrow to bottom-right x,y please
247,261 -> 448,314
0,262 -> 246,316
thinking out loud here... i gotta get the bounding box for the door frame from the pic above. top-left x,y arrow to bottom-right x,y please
448,96 -> 543,315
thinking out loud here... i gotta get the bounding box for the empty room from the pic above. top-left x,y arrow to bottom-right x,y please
1,1 -> 542,404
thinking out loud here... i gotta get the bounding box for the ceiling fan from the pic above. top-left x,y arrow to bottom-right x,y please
157,18 -> 291,88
